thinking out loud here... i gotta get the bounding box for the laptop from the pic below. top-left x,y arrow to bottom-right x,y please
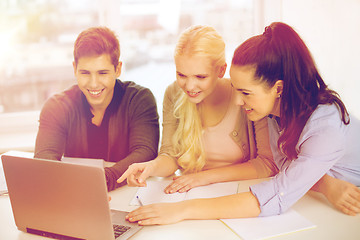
1,155 -> 143,240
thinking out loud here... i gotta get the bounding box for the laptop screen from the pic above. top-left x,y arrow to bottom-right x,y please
1,155 -> 142,240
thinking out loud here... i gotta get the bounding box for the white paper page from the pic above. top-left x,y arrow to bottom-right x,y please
185,181 -> 239,200
130,180 -> 186,206
0,160 -> 7,195
61,157 -> 104,168
130,180 -> 239,206
1,150 -> 34,158
221,209 -> 316,240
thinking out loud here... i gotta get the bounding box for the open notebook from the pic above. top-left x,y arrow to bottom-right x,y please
221,210 -> 316,240
131,179 -> 316,239
130,179 -> 239,205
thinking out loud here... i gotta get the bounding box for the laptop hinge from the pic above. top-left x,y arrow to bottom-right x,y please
27,228 -> 85,240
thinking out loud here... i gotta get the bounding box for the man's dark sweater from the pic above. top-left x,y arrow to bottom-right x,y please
35,80 -> 159,191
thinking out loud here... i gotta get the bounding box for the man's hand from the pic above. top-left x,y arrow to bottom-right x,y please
117,162 -> 155,187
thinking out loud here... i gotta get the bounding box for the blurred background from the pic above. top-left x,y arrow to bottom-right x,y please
0,0 -> 359,153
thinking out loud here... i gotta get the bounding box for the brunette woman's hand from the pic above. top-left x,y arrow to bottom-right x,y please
126,202 -> 187,225
325,177 -> 360,216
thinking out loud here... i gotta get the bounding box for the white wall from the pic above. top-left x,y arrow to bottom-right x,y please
255,0 -> 360,119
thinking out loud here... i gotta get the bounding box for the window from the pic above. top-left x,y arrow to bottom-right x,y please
0,0 -> 254,114
0,0 -> 255,152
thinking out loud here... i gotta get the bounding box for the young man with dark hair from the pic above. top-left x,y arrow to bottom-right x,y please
35,26 -> 159,191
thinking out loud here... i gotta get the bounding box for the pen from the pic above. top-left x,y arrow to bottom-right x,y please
0,191 -> 8,196
136,196 -> 144,206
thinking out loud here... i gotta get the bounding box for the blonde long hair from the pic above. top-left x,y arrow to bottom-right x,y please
172,25 -> 226,173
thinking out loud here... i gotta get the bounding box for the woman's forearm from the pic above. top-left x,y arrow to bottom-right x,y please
151,154 -> 179,177
197,162 -> 259,185
311,174 -> 332,194
182,192 -> 261,220
126,188 -> 261,225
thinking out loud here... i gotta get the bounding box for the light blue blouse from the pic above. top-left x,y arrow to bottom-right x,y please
250,104 -> 360,217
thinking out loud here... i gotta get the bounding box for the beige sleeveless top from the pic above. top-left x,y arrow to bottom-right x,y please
202,91 -> 244,170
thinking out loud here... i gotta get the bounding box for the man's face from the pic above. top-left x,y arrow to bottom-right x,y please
73,54 -> 121,111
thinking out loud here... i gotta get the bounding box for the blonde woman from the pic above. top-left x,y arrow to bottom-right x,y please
117,25 -> 274,194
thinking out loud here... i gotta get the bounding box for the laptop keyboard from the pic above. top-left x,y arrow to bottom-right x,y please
113,224 -> 131,238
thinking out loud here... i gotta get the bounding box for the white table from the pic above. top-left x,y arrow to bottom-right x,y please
1,178 -> 360,240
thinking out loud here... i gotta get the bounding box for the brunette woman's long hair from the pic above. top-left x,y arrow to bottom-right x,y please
232,22 -> 349,160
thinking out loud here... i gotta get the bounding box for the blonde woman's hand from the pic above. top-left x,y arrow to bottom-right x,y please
164,173 -> 207,194
126,202 -> 187,225
325,177 -> 360,216
117,162 -> 155,187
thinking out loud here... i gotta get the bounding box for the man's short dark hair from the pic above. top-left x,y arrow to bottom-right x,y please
73,26 -> 120,69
